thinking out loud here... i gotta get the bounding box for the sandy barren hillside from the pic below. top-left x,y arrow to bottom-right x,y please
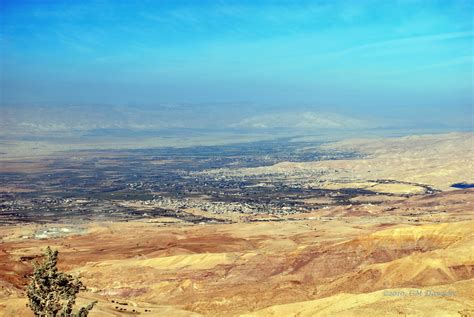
204,132 -> 473,191
1,192 -> 473,316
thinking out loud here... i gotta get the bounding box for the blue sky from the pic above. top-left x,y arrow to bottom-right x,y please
0,0 -> 473,126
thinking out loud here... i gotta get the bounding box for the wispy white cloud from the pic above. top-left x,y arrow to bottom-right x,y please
352,55 -> 474,79
327,31 -> 473,58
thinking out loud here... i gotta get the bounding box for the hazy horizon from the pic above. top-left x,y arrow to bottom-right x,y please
1,1 -> 473,131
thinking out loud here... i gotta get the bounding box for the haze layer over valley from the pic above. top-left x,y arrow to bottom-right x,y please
2,103 -> 471,159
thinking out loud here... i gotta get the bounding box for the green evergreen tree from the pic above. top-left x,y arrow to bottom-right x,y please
26,247 -> 96,317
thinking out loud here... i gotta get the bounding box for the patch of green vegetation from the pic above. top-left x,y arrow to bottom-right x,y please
27,247 -> 96,316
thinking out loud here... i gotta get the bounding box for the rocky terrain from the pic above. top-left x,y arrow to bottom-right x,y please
1,189 -> 473,316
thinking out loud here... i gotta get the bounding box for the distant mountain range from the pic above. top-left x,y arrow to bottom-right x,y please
0,104 -> 220,134
0,104 -> 376,135
232,112 -> 371,129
